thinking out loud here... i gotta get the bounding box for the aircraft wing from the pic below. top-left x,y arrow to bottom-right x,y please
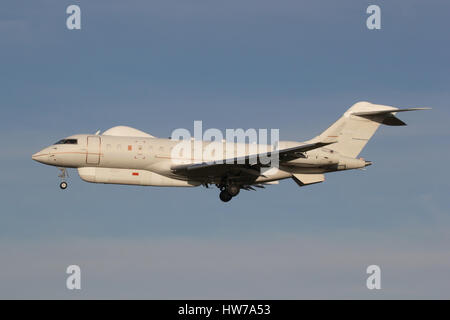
171,141 -> 334,181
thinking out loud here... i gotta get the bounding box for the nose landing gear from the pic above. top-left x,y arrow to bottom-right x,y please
58,168 -> 68,190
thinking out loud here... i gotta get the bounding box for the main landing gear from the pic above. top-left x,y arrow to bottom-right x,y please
219,190 -> 232,202
218,183 -> 240,202
58,168 -> 68,190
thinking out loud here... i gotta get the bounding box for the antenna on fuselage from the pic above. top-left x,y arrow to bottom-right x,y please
95,130 -> 101,135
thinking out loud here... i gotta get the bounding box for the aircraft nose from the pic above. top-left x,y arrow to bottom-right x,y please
32,149 -> 49,163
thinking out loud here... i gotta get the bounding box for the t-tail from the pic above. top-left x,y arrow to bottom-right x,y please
312,101 -> 430,158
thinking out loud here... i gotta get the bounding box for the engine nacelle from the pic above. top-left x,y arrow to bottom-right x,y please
78,167 -> 200,187
337,157 -> 367,170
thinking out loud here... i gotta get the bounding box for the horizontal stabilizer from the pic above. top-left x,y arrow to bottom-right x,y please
351,107 -> 431,117
351,107 -> 431,126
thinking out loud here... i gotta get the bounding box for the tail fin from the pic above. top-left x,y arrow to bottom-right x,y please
312,101 -> 430,158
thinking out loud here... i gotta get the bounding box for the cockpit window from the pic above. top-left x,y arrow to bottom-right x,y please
54,139 -> 78,145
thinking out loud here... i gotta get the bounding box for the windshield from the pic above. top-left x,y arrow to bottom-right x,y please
54,139 -> 78,145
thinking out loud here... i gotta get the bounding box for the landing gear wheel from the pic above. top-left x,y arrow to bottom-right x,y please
219,190 -> 232,202
60,181 -> 68,190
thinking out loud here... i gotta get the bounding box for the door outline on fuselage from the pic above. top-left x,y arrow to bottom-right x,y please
86,136 -> 101,165
134,140 -> 146,160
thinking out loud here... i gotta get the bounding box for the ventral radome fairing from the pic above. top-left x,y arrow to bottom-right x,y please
32,101 -> 430,202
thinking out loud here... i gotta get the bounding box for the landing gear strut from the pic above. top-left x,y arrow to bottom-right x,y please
58,168 -> 68,190
226,184 -> 240,197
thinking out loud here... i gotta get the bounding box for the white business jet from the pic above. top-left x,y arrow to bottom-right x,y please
32,102 -> 429,202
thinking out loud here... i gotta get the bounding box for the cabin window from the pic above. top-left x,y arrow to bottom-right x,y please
106,144 -> 112,150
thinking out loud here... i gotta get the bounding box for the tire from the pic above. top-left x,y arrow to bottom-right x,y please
219,190 -> 232,202
60,181 -> 68,190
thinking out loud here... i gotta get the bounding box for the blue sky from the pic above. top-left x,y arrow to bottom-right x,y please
0,0 -> 449,298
